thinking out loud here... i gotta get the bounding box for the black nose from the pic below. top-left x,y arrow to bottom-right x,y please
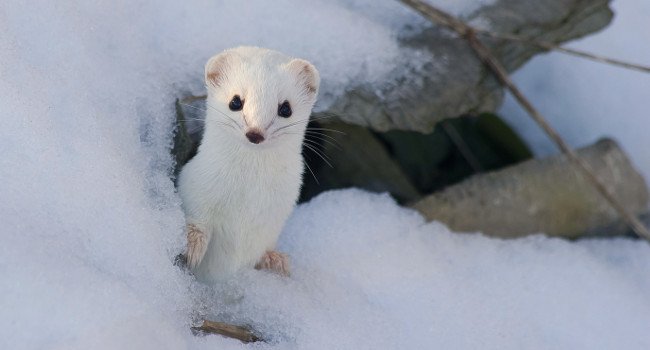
245,131 -> 265,144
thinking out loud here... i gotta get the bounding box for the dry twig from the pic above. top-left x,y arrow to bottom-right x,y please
441,121 -> 484,172
191,319 -> 262,343
400,0 -> 650,240
476,30 -> 650,74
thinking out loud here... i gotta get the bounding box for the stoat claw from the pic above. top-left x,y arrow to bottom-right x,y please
186,224 -> 208,269
255,251 -> 290,276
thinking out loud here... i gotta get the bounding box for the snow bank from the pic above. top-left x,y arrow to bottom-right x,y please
209,190 -> 650,349
1,0 -> 650,349
499,0 -> 650,183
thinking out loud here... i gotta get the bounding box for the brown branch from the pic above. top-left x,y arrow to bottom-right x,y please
191,320 -> 262,343
400,0 -> 650,240
475,30 -> 650,74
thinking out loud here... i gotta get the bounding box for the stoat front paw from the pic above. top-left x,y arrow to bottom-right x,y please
255,251 -> 290,276
186,224 -> 208,269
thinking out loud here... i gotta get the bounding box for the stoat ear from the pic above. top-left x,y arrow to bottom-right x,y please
205,51 -> 232,88
286,59 -> 320,97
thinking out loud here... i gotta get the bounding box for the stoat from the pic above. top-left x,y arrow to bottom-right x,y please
177,46 -> 320,283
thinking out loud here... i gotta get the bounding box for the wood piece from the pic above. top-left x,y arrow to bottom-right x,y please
191,320 -> 261,343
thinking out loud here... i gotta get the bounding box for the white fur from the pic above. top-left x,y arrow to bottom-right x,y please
177,47 -> 320,283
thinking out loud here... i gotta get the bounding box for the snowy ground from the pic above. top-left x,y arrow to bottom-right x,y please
1,1 -> 649,349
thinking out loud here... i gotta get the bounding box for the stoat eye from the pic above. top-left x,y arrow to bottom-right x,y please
229,95 -> 243,111
278,101 -> 292,118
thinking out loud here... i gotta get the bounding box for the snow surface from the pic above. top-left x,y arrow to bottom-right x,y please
499,0 -> 650,183
1,0 -> 650,349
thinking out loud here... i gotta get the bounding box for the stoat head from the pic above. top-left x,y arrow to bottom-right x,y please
203,46 -> 320,149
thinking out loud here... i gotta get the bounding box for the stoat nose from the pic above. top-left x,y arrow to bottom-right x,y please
245,130 -> 265,144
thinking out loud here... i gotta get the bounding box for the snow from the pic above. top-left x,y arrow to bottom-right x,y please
1,0 -> 649,349
499,0 -> 650,183
212,190 -> 650,349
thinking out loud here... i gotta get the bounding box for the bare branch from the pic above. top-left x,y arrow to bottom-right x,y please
476,30 -> 650,74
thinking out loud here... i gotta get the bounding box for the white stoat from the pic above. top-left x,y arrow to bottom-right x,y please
177,46 -> 320,283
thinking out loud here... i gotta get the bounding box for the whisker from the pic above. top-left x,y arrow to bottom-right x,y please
269,131 -> 301,141
182,119 -> 235,131
179,102 -> 207,113
268,130 -> 341,153
217,122 -> 238,131
180,101 -> 241,130
272,115 -> 336,134
205,102 -> 241,127
312,111 -> 340,117
305,130 -> 343,145
303,159 -> 319,185
306,127 -> 347,135
309,115 -> 335,121
303,142 -> 333,168
273,120 -> 309,133
305,134 -> 342,151
302,137 -> 326,151
274,114 -> 335,133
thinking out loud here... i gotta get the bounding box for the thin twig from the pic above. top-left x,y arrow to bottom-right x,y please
191,320 -> 262,343
400,0 -> 650,240
441,121 -> 484,172
476,30 -> 650,74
